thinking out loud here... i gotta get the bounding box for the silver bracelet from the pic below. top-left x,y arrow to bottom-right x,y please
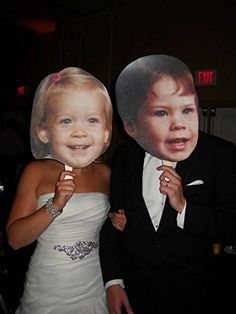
45,198 -> 63,218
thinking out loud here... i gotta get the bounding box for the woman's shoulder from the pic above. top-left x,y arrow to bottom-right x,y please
17,159 -> 63,195
91,162 -> 110,185
23,158 -> 54,169
21,159 -> 62,178
93,162 -> 110,177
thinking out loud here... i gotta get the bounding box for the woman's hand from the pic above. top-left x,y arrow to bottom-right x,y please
109,209 -> 127,231
52,170 -> 76,210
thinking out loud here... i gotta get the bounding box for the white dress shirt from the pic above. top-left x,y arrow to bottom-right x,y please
143,152 -> 186,230
105,152 -> 186,290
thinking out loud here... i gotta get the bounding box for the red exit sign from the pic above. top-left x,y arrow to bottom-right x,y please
194,69 -> 217,86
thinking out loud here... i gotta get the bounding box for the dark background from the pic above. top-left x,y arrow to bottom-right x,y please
0,0 -> 236,312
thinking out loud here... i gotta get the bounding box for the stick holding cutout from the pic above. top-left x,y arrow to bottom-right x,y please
162,160 -> 175,167
64,164 -> 73,179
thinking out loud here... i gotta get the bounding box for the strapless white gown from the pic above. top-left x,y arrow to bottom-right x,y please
16,192 -> 110,314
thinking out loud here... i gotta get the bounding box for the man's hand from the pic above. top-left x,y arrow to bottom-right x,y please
106,284 -> 134,314
157,165 -> 186,213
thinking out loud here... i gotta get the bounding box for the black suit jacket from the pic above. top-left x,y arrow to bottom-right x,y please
99,131 -> 236,313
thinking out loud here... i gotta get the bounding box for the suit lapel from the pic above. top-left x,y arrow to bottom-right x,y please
176,132 -> 203,185
130,132 -> 204,234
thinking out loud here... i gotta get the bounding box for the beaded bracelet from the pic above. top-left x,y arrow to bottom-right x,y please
45,198 -> 63,218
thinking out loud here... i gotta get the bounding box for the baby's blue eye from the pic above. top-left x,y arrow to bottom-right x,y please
154,110 -> 167,117
183,108 -> 193,114
88,118 -> 99,123
60,118 -> 71,124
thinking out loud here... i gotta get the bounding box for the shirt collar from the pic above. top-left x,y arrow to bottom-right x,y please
144,152 -> 177,168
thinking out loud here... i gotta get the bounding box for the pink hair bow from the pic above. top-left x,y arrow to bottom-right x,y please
51,73 -> 61,82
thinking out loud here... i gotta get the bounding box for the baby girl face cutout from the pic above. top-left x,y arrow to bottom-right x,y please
115,54 -> 199,162
30,67 -> 112,169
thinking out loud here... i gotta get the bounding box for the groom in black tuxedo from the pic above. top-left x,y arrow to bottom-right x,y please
99,55 -> 236,314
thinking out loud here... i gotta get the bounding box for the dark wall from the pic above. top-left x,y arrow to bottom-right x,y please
2,1 -> 236,108
58,1 -> 236,108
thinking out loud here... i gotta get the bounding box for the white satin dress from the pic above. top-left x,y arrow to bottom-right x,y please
16,192 -> 110,314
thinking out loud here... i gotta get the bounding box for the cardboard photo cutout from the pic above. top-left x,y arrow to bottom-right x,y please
115,54 -> 199,163
30,67 -> 112,175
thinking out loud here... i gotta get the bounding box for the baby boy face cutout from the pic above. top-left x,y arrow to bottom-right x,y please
30,67 -> 112,169
115,54 -> 199,162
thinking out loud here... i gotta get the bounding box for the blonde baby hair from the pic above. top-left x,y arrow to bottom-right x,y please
30,67 -> 112,159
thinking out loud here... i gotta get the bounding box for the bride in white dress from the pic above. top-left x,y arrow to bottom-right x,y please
16,191 -> 110,314
6,67 -> 125,313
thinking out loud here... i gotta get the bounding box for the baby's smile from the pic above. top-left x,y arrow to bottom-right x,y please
68,144 -> 90,150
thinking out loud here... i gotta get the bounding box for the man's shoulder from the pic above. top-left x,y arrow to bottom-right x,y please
110,139 -> 144,169
199,131 -> 236,150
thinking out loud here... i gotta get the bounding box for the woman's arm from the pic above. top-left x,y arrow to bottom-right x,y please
6,162 -> 75,249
